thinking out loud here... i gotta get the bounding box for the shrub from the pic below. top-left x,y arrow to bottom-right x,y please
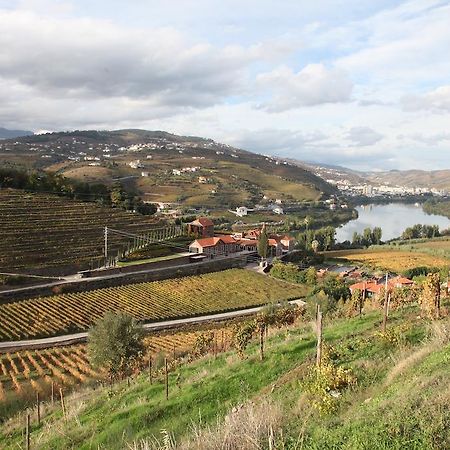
88,312 -> 144,380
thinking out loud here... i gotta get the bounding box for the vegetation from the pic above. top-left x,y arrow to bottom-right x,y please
0,167 -> 156,215
325,248 -> 450,273
401,223 -> 441,240
423,198 -> 450,219
88,312 -> 145,380
0,269 -> 308,340
294,226 -> 336,252
0,189 -> 162,273
1,296 -> 449,449
351,226 -> 383,247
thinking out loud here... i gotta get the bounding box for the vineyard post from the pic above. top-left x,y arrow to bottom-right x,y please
51,381 -> 54,405
221,329 -> 225,352
59,388 -> 66,421
259,325 -> 265,361
213,333 -> 217,358
149,357 -> 152,384
164,358 -> 169,400
36,392 -> 41,425
25,412 -> 30,450
173,343 -> 176,362
382,273 -> 389,333
316,305 -> 323,368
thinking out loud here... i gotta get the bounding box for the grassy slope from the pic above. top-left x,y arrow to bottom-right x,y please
3,306 -> 449,449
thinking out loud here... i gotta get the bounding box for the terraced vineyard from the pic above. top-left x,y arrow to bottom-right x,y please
0,189 -> 162,274
0,269 -> 307,341
0,326 -> 234,416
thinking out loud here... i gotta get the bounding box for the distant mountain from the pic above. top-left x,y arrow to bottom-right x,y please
0,127 -> 33,139
0,129 -> 336,207
366,170 -> 450,191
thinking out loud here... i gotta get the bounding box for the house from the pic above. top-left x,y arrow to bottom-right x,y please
198,176 -> 208,184
268,238 -> 283,257
141,171 -> 150,177
280,235 -> 295,252
273,206 -> 284,215
129,160 -> 144,169
188,217 -> 214,238
172,169 -> 181,176
235,206 -> 248,217
349,276 -> 414,298
189,235 -> 239,256
237,238 -> 258,252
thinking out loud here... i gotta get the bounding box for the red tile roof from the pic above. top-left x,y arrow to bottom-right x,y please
190,235 -> 237,248
190,217 -> 214,227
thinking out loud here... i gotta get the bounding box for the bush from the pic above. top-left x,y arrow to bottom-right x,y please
88,312 -> 144,380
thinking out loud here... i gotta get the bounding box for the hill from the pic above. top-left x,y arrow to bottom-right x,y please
0,188 -> 162,275
367,169 -> 450,191
1,303 -> 449,449
0,129 -> 335,208
0,127 -> 33,140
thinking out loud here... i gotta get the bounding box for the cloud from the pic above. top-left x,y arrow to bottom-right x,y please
0,8 -> 257,113
345,126 -> 383,147
402,85 -> 450,112
256,64 -> 353,112
398,131 -> 450,144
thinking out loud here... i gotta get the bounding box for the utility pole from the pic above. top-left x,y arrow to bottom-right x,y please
104,226 -> 108,263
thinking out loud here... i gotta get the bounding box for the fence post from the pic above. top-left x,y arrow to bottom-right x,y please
149,357 -> 152,385
36,392 -> 41,426
25,412 -> 31,450
165,358 -> 169,401
259,325 -> 265,361
316,305 -> 323,368
59,388 -> 66,421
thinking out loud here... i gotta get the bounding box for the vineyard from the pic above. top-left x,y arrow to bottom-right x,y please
0,269 -> 307,340
0,189 -> 163,274
325,249 -> 450,273
0,325 -> 234,417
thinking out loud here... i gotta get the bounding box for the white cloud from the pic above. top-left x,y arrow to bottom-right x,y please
402,85 -> 450,112
346,126 -> 383,147
256,64 -> 353,112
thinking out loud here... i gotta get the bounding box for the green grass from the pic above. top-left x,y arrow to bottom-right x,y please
3,304 -> 448,449
117,253 -> 187,267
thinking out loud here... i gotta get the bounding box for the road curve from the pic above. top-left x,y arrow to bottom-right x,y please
0,299 -> 305,353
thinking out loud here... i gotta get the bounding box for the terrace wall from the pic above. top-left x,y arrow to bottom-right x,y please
0,256 -> 249,303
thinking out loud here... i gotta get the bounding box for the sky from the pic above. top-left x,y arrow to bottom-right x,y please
1,0 -> 450,170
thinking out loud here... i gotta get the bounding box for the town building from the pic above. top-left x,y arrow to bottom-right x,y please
188,217 -> 214,238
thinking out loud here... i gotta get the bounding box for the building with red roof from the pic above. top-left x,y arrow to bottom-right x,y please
188,217 -> 214,238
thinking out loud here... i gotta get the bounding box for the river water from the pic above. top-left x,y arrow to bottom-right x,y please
335,203 -> 450,242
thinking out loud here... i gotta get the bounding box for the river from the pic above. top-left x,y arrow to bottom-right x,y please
335,203 -> 450,243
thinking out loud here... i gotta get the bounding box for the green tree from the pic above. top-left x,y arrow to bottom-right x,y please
88,312 -> 144,380
372,227 -> 382,245
258,225 -> 269,259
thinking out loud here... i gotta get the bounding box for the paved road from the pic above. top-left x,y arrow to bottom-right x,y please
0,299 -> 305,352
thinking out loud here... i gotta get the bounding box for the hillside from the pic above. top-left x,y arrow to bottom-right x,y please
1,304 -> 449,449
0,129 -> 335,208
0,188 -> 162,275
0,127 -> 33,140
367,169 -> 450,191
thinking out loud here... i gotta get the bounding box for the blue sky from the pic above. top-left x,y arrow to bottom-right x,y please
1,0 -> 450,170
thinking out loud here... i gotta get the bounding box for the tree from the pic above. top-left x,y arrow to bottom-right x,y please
258,224 -> 269,259
88,312 -> 144,380
372,227 -> 382,245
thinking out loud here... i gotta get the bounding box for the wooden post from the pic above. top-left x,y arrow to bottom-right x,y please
164,358 -> 169,401
316,305 -> 323,368
25,412 -> 31,450
381,273 -> 389,333
221,329 -> 225,352
213,333 -> 217,358
259,325 -> 265,361
59,388 -> 66,421
36,392 -> 41,426
148,357 -> 153,385
51,381 -> 54,405
173,343 -> 176,361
